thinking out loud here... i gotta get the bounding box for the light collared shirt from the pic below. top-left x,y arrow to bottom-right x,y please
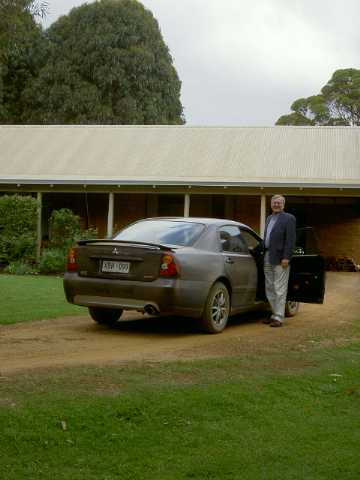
265,213 -> 279,248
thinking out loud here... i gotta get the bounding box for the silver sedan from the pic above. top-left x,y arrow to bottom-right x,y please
64,217 -> 325,333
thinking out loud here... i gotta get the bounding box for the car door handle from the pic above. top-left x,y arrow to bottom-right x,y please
225,257 -> 235,264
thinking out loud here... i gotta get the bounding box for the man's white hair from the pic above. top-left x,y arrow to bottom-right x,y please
271,194 -> 285,204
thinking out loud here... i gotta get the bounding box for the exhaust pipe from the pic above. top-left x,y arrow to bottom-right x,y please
144,305 -> 159,315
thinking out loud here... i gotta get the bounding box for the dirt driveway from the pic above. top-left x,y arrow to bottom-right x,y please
0,273 -> 359,374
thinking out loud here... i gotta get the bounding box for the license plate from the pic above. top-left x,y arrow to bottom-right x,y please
101,260 -> 130,274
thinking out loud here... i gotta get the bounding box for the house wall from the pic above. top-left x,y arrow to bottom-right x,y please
188,195 -> 261,232
1,191 -> 359,265
114,194 -> 148,233
158,194 -> 184,216
233,196 -> 261,233
42,192 -> 109,237
189,195 -> 215,217
286,197 -> 360,264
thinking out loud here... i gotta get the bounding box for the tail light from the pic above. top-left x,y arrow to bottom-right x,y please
159,253 -> 178,277
67,247 -> 78,272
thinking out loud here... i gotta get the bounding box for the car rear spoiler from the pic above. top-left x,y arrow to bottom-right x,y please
76,239 -> 175,251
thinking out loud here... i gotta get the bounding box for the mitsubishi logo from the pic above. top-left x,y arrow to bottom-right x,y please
112,248 -> 120,255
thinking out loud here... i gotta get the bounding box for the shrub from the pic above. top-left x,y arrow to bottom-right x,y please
41,209 -> 98,273
0,195 -> 38,263
4,261 -> 39,275
0,194 -> 38,235
49,208 -> 98,251
0,200 -> 98,273
49,208 -> 81,250
49,208 -> 97,250
0,233 -> 37,263
39,248 -> 66,274
78,226 -> 98,242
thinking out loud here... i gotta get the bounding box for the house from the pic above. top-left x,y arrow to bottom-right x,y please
1,125 -> 359,264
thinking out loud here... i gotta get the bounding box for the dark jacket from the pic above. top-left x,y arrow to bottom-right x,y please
264,211 -> 296,265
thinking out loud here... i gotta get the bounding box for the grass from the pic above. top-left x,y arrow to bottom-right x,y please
0,274 -> 82,324
0,344 -> 359,480
1,273 -> 359,478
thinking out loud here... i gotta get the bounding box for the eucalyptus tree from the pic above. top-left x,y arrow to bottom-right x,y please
22,0 -> 184,124
0,0 -> 46,122
276,69 -> 360,126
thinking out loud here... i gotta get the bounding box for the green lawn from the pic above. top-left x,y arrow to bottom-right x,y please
0,345 -> 359,480
0,274 -> 82,324
1,274 -> 359,479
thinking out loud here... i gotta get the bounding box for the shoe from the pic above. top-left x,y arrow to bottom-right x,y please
263,314 -> 276,324
270,320 -> 283,327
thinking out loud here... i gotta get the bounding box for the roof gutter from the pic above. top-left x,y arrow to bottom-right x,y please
1,178 -> 360,189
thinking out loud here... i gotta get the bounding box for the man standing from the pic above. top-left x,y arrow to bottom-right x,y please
263,195 -> 296,327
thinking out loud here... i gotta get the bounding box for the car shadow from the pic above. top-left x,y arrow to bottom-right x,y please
91,308 -> 268,336
229,308 -> 269,327
110,315 -> 200,336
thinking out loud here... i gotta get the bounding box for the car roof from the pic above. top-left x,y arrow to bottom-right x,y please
143,216 -> 252,229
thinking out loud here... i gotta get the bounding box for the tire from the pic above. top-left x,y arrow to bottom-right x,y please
89,307 -> 123,326
201,282 -> 230,334
285,301 -> 299,317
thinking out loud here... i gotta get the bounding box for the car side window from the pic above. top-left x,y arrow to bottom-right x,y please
240,229 -> 261,252
219,226 -> 249,254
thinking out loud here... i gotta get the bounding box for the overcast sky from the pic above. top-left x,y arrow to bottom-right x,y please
42,0 -> 360,126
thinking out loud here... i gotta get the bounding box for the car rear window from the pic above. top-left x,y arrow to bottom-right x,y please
114,220 -> 205,247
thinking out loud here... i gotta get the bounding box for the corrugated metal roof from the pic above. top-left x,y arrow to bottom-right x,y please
1,125 -> 360,187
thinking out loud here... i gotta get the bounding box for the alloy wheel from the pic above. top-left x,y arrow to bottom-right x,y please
211,291 -> 228,326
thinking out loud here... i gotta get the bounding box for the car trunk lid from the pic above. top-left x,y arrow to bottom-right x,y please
75,240 -> 176,281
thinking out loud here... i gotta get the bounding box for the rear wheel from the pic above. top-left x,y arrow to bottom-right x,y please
285,301 -> 299,317
201,282 -> 230,334
89,307 -> 123,326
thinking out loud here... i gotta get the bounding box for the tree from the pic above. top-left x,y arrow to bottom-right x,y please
22,0 -> 184,124
0,0 -> 46,51
0,0 -> 47,122
276,69 -> 360,126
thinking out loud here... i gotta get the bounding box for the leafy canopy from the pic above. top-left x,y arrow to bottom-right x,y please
0,0 -> 46,52
276,69 -> 360,126
22,0 -> 184,124
0,0 -> 46,122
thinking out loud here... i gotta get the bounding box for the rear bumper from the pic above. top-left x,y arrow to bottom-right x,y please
63,273 -> 209,318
